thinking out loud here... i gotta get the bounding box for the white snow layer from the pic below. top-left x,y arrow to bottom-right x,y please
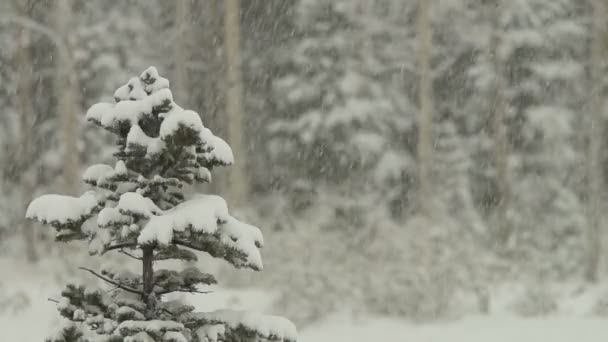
195,324 -> 225,342
97,207 -> 131,228
83,161 -> 129,186
193,310 -> 297,342
118,320 -> 184,335
83,164 -> 115,184
126,124 -> 165,156
118,192 -> 161,218
86,66 -> 234,165
206,135 -> 234,165
26,191 -> 99,225
160,109 -> 204,138
137,194 -> 263,270
299,315 -> 608,342
124,332 -> 155,342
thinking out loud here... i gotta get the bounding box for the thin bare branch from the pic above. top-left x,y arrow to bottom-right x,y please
161,308 -> 176,317
103,242 -> 138,254
119,249 -> 142,260
173,239 -> 202,251
107,286 -> 120,293
78,267 -> 142,295
157,288 -> 213,295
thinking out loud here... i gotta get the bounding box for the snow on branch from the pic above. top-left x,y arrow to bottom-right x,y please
117,320 -> 186,341
186,310 -> 297,342
85,66 -> 232,171
26,191 -> 101,230
82,161 -> 128,188
136,195 -> 263,270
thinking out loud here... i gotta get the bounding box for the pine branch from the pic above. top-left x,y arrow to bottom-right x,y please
107,286 -> 120,293
172,239 -> 202,251
78,267 -> 143,295
48,298 -> 60,304
119,249 -> 142,260
162,308 -> 176,317
157,288 -> 213,295
103,242 -> 138,254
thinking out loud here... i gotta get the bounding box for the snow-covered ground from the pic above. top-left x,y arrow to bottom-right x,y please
2,258 -> 608,342
300,314 -> 608,342
5,300 -> 608,342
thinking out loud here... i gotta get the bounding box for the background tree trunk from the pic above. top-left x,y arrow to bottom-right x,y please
223,0 -> 248,206
173,0 -> 189,106
201,0 -> 224,197
585,0 -> 606,283
489,1 -> 511,247
416,0 -> 434,216
14,1 -> 37,263
202,0 -> 223,124
54,0 -> 80,195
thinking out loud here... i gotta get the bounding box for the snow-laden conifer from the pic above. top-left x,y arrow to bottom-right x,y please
27,67 -> 296,342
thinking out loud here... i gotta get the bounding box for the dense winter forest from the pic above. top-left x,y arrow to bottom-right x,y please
2,0 -> 608,340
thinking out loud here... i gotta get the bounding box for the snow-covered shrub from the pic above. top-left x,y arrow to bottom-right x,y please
591,290 -> 608,316
256,195 -> 484,324
512,285 -> 558,317
26,67 -> 296,342
358,215 -> 478,320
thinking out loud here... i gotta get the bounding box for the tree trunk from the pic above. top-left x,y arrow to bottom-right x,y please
202,0 -> 223,124
54,0 -> 80,195
585,0 -> 606,283
416,0 -> 434,216
173,0 -> 189,105
14,1 -> 37,263
200,0 -> 225,195
489,2 -> 511,247
142,246 -> 155,309
223,0 -> 248,206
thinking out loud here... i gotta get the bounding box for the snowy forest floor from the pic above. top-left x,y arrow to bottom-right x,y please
2,258 -> 608,342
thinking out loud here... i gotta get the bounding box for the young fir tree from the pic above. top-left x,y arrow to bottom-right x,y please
26,67 -> 296,342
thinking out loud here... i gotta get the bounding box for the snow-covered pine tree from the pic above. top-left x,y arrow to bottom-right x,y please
268,0 -> 407,193
26,67 -> 296,342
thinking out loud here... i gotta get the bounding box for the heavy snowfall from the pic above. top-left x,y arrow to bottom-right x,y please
1,0 -> 608,341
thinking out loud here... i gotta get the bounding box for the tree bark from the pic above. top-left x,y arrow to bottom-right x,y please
201,0 -> 225,196
54,0 -> 80,195
202,0 -> 223,124
223,0 -> 248,206
142,245 -> 155,309
585,0 -> 606,283
14,0 -> 37,263
416,0 -> 434,216
489,2 -> 511,247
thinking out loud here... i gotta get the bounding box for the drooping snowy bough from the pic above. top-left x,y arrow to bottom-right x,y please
27,67 -> 296,342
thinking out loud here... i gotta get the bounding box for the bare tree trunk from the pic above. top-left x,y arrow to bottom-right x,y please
585,0 -> 606,283
203,0 -> 224,123
54,0 -> 80,195
142,246 -> 155,310
416,0 -> 434,216
173,0 -> 189,105
200,0 -> 225,196
489,2 -> 511,247
14,1 -> 37,263
223,0 -> 248,206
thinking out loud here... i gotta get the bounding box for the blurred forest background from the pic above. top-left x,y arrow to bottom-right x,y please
2,0 -> 608,326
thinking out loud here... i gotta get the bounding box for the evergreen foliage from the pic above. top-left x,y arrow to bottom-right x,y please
27,67 -> 296,342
